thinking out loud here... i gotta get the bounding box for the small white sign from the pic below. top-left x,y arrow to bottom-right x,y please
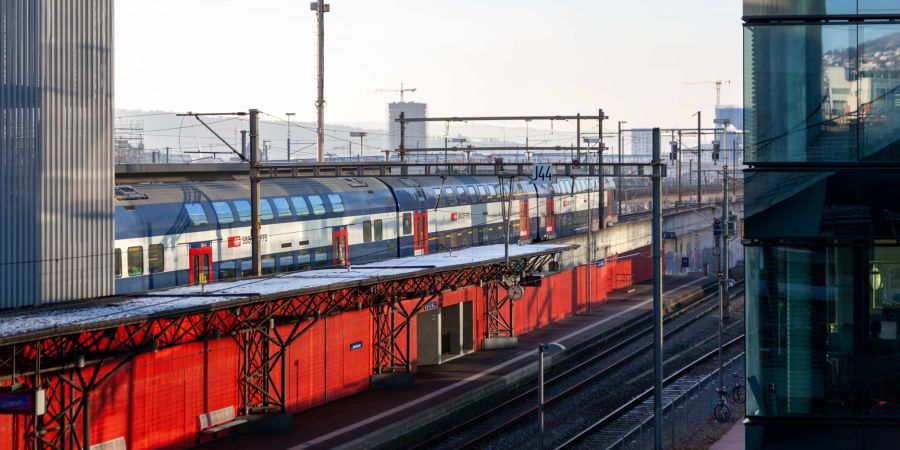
531,164 -> 552,183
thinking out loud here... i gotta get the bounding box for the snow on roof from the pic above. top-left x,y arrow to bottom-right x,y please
0,244 -> 570,342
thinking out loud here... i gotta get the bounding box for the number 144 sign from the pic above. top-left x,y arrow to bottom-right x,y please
531,163 -> 552,183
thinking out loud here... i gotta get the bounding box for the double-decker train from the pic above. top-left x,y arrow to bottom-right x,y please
114,176 -> 615,294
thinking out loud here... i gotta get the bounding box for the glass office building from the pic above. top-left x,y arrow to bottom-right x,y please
744,1 -> 900,447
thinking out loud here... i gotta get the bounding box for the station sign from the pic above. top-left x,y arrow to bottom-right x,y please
663,231 -> 677,239
349,341 -> 363,351
531,164 -> 552,183
423,300 -> 440,311
0,389 -> 45,415
682,257 -> 690,268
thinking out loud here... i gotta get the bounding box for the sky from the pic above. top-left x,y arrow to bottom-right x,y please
116,0 -> 744,131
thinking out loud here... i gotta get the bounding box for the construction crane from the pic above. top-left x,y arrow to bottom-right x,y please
686,80 -> 732,106
376,82 -> 417,103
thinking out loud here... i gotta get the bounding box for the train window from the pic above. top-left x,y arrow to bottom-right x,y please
127,246 -> 143,276
212,202 -> 234,224
456,187 -> 468,204
415,187 -> 426,201
363,220 -> 372,243
290,196 -> 310,217
374,219 -> 383,241
313,248 -> 327,268
297,250 -> 311,270
234,200 -> 251,222
114,248 -> 122,278
488,185 -> 497,199
184,203 -> 208,226
239,259 -> 252,277
327,194 -> 345,213
278,255 -> 295,273
272,197 -> 292,219
467,186 -> 478,202
148,244 -> 164,274
402,213 -> 412,235
261,255 -> 275,275
219,261 -> 236,280
477,185 -> 488,201
259,199 -> 275,221
444,187 -> 457,206
308,195 -> 326,215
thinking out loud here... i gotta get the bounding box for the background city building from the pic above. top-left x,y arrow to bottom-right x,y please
388,101 -> 428,151
744,1 -> 900,447
0,0 -> 115,308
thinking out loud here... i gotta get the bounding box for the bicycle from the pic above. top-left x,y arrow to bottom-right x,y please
731,372 -> 746,404
714,387 -> 731,422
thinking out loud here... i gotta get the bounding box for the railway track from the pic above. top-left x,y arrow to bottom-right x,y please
556,334 -> 745,449
410,282 -> 744,450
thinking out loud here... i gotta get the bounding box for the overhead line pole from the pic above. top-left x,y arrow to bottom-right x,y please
311,1 -> 330,162
250,109 -> 261,277
651,127 -> 664,450
697,111 -> 702,206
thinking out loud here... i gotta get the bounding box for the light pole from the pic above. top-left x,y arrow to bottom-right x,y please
286,112 -> 295,161
350,131 -> 367,162
538,342 -> 566,450
584,136 -> 600,313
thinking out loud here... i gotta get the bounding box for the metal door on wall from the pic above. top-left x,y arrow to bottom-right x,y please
332,227 -> 349,266
545,197 -> 555,235
519,199 -> 530,239
414,212 -> 428,255
189,243 -> 213,284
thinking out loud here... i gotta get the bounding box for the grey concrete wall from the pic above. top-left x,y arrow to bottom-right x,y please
552,205 -> 743,275
0,0 -> 114,308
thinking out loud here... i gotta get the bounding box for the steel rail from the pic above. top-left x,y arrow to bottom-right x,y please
555,334 -> 745,449
416,281 -> 743,449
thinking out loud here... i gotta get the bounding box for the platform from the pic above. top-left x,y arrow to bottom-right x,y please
0,243 -> 570,344
711,420 -> 746,450
197,274 -> 718,450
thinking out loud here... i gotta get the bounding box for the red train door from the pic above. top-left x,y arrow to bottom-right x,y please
332,227 -> 349,267
189,244 -> 213,284
546,197 -> 555,235
414,212 -> 428,255
519,199 -> 530,239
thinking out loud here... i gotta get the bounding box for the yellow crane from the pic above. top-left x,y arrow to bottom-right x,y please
686,80 -> 732,106
375,82 -> 418,103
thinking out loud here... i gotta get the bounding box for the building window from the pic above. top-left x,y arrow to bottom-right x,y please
272,197 -> 292,218
114,248 -> 122,278
402,213 -> 412,235
148,244 -> 164,273
363,220 -> 372,243
212,202 -> 234,224
184,203 -> 208,226
374,219 -> 383,241
127,246 -> 143,276
234,200 -> 251,222
327,194 -> 345,213
308,195 -> 326,215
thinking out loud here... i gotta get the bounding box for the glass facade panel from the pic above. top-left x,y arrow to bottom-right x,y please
747,244 -> 900,417
859,0 -> 900,14
744,1 -> 856,17
859,25 -> 900,162
745,24 -> 858,163
744,171 -> 860,238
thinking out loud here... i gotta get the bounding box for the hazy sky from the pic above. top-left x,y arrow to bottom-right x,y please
116,0 -> 743,130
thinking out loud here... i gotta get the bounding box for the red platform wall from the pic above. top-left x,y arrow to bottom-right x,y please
0,253 -> 651,450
